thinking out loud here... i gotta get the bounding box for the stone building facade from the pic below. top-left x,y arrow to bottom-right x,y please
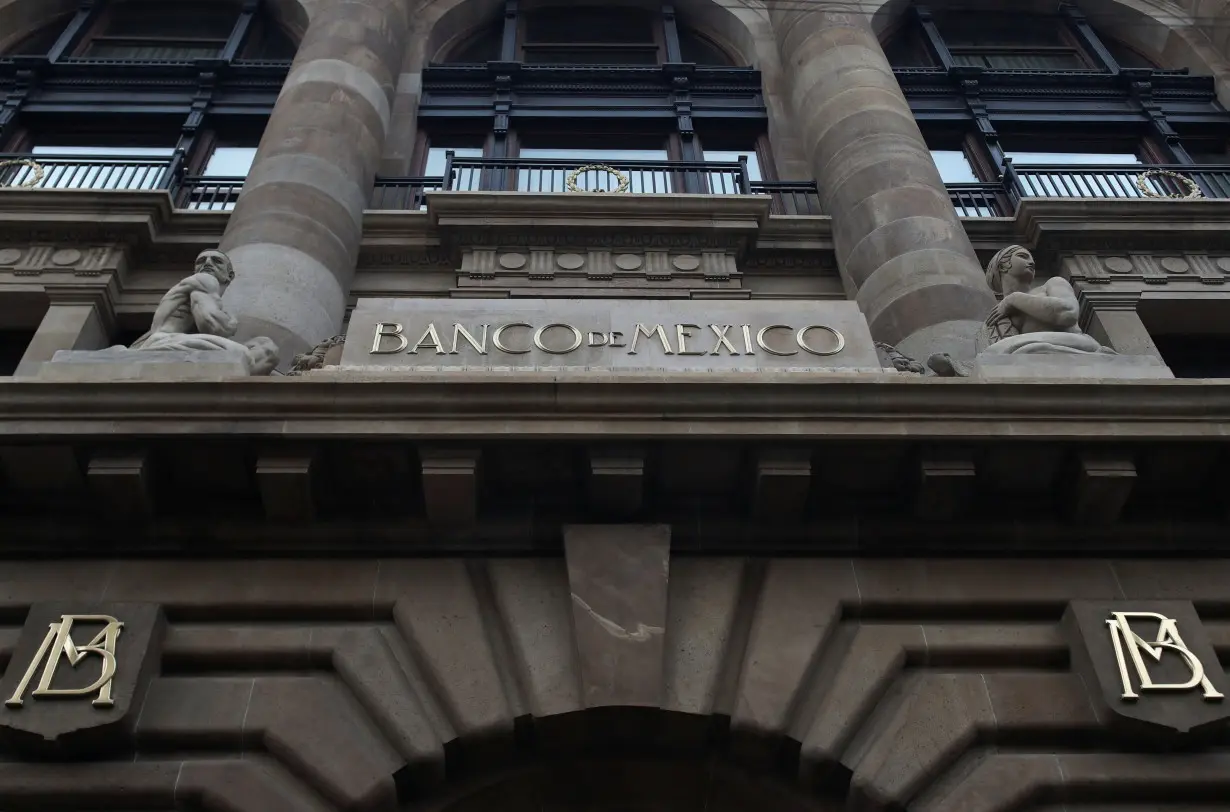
4,0 -> 1230,809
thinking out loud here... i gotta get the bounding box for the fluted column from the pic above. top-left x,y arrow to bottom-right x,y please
772,4 -> 994,361
219,0 -> 412,359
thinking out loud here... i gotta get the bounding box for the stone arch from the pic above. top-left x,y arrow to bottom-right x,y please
267,0 -> 311,45
868,0 -> 1230,105
0,0 -> 75,54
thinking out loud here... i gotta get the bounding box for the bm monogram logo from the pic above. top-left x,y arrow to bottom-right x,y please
1106,611 -> 1224,702
4,614 -> 124,709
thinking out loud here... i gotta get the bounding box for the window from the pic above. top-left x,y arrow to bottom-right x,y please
438,4 -> 741,67
886,4 -> 1230,214
202,146 -> 257,177
938,13 -> 1091,70
418,4 -> 771,203
931,150 -> 979,183
679,31 -> 734,66
78,1 -> 239,60
1005,150 -> 1142,166
703,150 -> 762,182
522,7 -> 659,65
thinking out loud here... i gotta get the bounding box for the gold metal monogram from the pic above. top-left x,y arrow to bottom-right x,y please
4,615 -> 124,709
1106,612 -> 1223,702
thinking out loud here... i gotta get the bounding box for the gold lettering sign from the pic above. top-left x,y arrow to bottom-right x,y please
370,322 -> 848,360
5,615 -> 124,709
1106,611 -> 1224,702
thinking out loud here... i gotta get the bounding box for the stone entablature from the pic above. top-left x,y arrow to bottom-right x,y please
4,191 -> 1230,328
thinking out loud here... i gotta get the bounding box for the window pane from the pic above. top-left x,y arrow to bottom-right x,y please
525,9 -> 653,44
930,150 -> 979,183
424,146 -> 483,178
679,31 -> 733,65
203,147 -> 257,176
82,40 -> 224,59
105,2 -> 237,39
522,45 -> 658,65
951,50 -> 1086,70
941,15 -> 1065,47
1006,151 -> 1141,165
519,148 -> 669,161
32,146 -> 175,156
704,150 -> 762,182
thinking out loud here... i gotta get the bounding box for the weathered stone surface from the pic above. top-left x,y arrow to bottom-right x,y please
486,559 -> 581,719
731,560 -> 854,741
390,561 -> 514,739
848,672 -> 996,810
564,525 -> 671,708
0,603 -> 164,757
663,558 -> 744,717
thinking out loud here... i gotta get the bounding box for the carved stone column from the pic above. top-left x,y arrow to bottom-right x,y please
771,3 -> 995,361
218,0 -> 412,359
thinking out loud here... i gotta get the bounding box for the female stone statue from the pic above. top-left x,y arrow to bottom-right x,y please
927,245 -> 1115,376
977,245 -> 1115,356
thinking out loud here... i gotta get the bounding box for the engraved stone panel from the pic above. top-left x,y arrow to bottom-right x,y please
343,298 -> 882,373
1063,601 -> 1230,742
0,603 -> 165,757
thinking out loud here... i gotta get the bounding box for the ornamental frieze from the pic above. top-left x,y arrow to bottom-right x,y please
1065,253 -> 1229,285
0,244 -> 120,277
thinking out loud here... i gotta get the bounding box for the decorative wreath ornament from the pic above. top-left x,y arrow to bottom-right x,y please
0,159 -> 45,189
1135,168 -> 1203,200
566,164 -> 631,194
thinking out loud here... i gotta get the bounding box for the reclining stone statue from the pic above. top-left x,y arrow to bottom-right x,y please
928,245 -> 1115,377
128,249 -> 280,376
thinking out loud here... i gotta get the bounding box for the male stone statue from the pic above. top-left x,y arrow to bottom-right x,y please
129,249 -> 280,375
928,245 -> 1114,376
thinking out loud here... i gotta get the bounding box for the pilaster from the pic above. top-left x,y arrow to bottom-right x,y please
14,287 -> 115,377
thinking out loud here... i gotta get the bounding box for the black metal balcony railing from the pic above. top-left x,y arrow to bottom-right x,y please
946,182 -> 1009,217
1007,162 -> 1230,201
7,152 -> 1230,220
368,177 -> 445,211
176,176 -> 244,211
444,155 -> 754,196
751,181 -> 824,215
0,152 -> 176,192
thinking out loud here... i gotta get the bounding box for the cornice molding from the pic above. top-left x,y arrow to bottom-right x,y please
2,375 -> 1230,440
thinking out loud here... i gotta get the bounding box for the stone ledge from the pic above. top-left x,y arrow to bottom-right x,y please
973,353 -> 1174,381
38,348 -> 252,381
1,375 -> 1230,440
